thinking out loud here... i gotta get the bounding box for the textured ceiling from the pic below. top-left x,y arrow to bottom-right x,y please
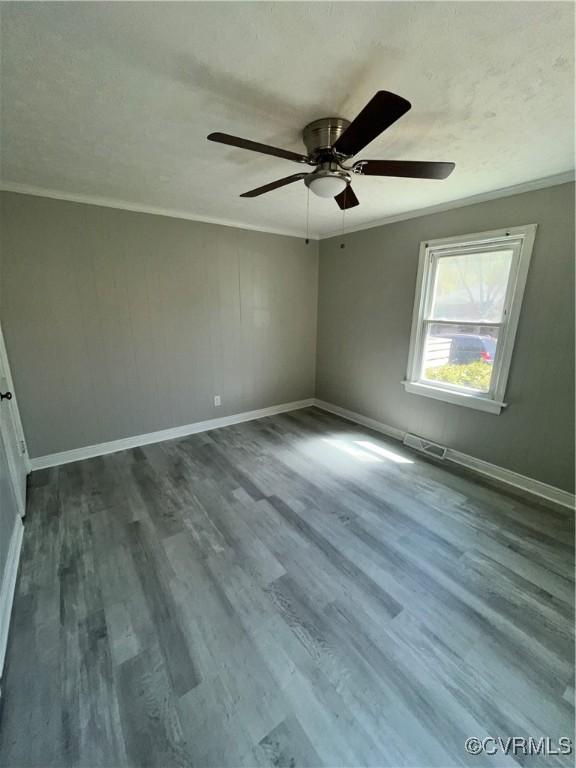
1,2 -> 574,237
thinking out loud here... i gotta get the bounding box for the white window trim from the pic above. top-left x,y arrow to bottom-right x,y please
403,224 -> 537,415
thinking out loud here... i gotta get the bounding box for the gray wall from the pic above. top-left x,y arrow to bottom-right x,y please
317,182 -> 575,493
0,192 -> 318,458
2,184 -> 573,493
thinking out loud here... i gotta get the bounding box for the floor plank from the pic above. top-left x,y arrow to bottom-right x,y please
1,407 -> 573,767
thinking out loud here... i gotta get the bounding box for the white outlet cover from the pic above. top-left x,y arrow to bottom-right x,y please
214,396 -> 221,407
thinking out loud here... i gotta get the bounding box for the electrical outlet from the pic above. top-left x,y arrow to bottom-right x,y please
214,395 -> 221,407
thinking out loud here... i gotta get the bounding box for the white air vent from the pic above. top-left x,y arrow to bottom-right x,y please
403,433 -> 447,460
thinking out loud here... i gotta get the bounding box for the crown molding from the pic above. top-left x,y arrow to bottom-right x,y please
320,171 -> 575,239
0,181 -> 319,241
2,171 -> 573,242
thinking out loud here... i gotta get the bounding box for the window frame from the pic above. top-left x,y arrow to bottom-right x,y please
403,224 -> 537,415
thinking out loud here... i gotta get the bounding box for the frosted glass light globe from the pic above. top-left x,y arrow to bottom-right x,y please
308,175 -> 348,198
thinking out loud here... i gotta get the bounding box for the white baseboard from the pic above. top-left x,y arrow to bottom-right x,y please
28,395 -> 575,510
29,398 -> 315,470
0,517 -> 24,680
313,399 -> 575,511
443,449 -> 575,511
313,399 -> 407,443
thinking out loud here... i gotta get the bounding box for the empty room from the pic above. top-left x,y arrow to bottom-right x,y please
0,2 -> 574,767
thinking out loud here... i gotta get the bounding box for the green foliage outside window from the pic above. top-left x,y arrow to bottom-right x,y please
424,360 -> 492,392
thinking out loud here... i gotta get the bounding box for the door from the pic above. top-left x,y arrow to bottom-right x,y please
0,427 -> 23,672
0,322 -> 28,516
0,321 -> 27,673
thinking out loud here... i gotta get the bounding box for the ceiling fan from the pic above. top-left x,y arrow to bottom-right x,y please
207,91 -> 455,210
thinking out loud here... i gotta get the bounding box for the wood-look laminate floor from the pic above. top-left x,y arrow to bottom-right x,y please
0,407 -> 574,768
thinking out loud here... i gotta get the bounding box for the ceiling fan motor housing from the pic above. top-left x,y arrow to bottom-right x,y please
302,117 -> 351,162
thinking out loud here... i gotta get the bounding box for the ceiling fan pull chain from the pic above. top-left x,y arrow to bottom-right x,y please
340,189 -> 346,249
305,186 -> 310,244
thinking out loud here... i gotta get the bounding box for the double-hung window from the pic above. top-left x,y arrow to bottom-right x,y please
404,224 -> 537,414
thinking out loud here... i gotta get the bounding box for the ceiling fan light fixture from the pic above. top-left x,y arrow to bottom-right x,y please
306,172 -> 348,199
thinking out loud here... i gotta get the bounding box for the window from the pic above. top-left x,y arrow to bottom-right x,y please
404,224 -> 537,414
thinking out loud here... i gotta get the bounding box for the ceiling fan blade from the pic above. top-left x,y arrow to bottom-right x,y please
240,173 -> 307,198
333,91 -> 411,157
208,132 -> 309,164
335,185 -> 360,210
353,159 -> 455,179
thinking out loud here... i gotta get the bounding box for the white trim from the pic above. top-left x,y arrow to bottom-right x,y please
402,381 -> 506,414
313,399 -> 575,511
445,449 -> 576,511
27,395 -> 575,508
0,323 -> 30,473
313,399 -> 406,442
0,322 -> 30,514
0,518 -> 24,681
0,183 -> 319,241
29,398 -> 315,470
404,224 -> 536,415
2,173 -> 573,242
322,172 -> 574,238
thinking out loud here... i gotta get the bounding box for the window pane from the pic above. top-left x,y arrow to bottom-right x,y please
421,323 -> 500,393
430,250 -> 513,322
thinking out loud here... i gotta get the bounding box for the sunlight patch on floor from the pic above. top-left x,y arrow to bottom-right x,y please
322,438 -> 382,463
354,440 -> 413,464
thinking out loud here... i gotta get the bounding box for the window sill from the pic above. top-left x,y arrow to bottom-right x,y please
402,380 -> 507,415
